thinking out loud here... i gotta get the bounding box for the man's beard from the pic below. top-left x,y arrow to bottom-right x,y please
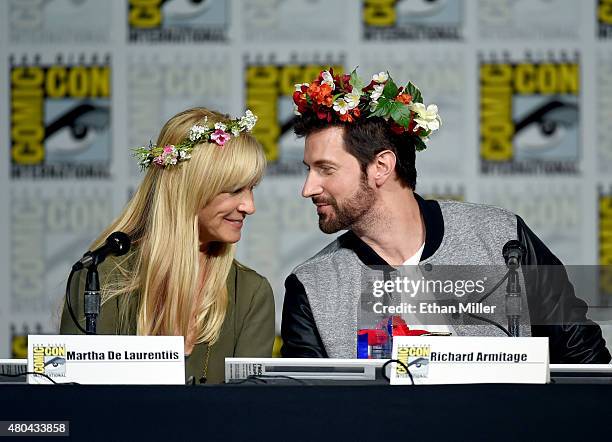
314,177 -> 376,234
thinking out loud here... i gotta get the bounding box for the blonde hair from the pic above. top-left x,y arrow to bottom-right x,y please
92,107 -> 266,346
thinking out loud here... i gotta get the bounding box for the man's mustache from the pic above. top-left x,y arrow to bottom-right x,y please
312,196 -> 335,206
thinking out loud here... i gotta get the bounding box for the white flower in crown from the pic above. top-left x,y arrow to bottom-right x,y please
239,109 -> 258,131
332,99 -> 349,115
321,71 -> 335,90
231,126 -> 241,137
372,71 -> 388,83
189,124 -> 207,142
295,83 -> 309,91
370,84 -> 384,101
293,103 -> 301,116
214,122 -> 227,131
344,92 -> 361,110
409,103 -> 441,132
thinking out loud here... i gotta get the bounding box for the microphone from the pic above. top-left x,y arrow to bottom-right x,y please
72,232 -> 131,271
502,240 -> 525,270
502,240 -> 525,337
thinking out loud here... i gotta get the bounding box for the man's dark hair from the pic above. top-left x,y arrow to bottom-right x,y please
293,114 -> 417,189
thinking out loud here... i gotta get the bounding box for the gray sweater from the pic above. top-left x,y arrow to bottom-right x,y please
281,194 -> 611,363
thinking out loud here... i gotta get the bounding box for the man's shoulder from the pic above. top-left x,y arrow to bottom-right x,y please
437,199 -> 517,226
291,233 -> 354,276
432,199 -> 519,263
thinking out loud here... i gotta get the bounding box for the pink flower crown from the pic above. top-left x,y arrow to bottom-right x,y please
293,68 -> 441,151
134,110 -> 258,169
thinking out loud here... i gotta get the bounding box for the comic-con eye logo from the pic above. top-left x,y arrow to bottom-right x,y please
362,0 -> 462,40
599,0 -> 612,39
396,344 -> 430,378
479,53 -> 580,174
244,59 -> 344,175
32,345 -> 67,377
128,0 -> 228,42
10,54 -> 112,179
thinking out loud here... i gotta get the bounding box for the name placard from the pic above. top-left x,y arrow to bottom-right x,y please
27,335 -> 185,385
390,336 -> 549,385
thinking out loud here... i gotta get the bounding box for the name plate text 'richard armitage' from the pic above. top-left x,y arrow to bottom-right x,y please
390,336 -> 549,385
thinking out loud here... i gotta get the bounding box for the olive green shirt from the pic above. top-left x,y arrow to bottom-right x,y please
60,259 -> 275,384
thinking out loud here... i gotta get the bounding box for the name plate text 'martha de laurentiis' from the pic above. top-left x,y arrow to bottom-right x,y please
27,335 -> 185,385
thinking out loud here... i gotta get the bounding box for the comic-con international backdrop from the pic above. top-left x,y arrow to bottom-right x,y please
1,0 -> 612,358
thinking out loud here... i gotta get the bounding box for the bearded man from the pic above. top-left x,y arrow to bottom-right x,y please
280,68 -> 610,364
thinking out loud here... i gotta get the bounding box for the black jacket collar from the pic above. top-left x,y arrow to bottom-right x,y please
338,192 -> 444,266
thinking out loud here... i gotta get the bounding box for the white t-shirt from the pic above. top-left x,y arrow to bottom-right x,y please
402,242 -> 425,265
399,242 -> 454,336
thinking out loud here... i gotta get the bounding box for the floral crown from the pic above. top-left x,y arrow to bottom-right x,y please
293,68 -> 441,151
134,110 -> 258,170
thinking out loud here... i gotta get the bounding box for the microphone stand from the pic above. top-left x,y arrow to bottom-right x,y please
84,264 -> 101,334
505,266 -> 521,337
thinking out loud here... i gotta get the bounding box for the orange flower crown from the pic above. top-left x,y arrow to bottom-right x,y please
293,68 -> 441,151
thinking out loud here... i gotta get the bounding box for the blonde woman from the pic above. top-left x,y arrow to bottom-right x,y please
60,107 -> 274,384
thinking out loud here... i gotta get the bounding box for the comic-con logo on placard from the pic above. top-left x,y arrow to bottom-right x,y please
9,54 -> 111,179
33,344 -> 67,378
599,186 -> 612,299
244,56 -> 345,175
479,51 -> 580,174
128,0 -> 228,42
9,0 -> 111,43
396,344 -> 430,378
362,0 -> 462,40
599,0 -> 612,38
